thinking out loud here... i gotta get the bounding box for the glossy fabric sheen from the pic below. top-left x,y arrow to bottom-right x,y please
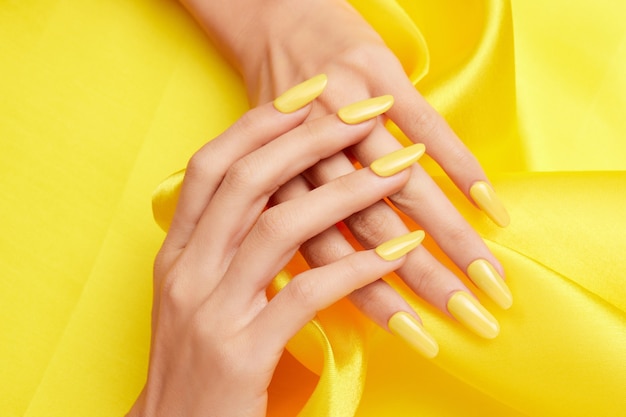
1,1 -> 625,416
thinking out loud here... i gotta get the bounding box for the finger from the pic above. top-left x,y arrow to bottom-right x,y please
251,238 -> 439,359
300,224 -> 422,331
298,133 -> 491,332
185,114 -> 376,270
348,124 -> 512,310
343,199 -> 500,339
165,101 -> 311,250
274,171 -> 426,334
381,74 -> 510,227
185,94 -> 395,276
217,163 -> 412,306
166,73 -> 331,249
390,165 -> 513,309
300,122 -> 505,335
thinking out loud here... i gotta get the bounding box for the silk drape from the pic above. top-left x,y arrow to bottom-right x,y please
1,1 -> 624,416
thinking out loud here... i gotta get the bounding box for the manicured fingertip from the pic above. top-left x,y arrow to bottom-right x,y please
337,95 -> 394,124
467,259 -> 513,310
370,143 -> 426,177
469,181 -> 510,227
273,74 -> 328,113
447,291 -> 500,339
375,230 -> 425,261
388,311 -> 439,359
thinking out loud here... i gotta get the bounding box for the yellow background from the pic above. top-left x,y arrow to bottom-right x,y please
1,0 -> 625,416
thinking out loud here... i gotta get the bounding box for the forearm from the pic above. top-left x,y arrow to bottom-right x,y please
179,0 -> 384,105
179,0 -> 312,75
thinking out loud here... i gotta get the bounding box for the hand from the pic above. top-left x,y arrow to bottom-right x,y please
180,0 -> 511,339
128,90 -> 432,416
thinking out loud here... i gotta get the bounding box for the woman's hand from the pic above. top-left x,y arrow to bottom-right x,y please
179,0 -> 511,339
128,82 -> 435,417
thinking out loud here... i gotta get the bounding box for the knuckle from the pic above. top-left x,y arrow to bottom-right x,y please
346,205 -> 391,247
409,260 -> 440,296
388,171 -> 425,212
442,223 -> 475,246
160,271 -> 190,316
447,146 -> 477,172
349,280 -> 386,311
186,149 -> 218,182
223,156 -> 258,191
341,43 -> 390,73
255,207 -> 293,241
389,187 -> 419,212
285,276 -> 317,309
412,109 -> 440,143
158,256 -> 204,318
300,238 -> 349,267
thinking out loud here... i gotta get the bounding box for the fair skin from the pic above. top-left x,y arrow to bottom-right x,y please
128,99 -> 419,417
180,0 -> 506,330
129,1 -> 510,414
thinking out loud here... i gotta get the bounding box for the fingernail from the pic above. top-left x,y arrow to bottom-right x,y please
447,291 -> 500,339
469,181 -> 510,227
337,95 -> 394,124
467,259 -> 513,310
370,143 -> 426,177
375,230 -> 425,261
273,74 -> 328,113
388,312 -> 439,359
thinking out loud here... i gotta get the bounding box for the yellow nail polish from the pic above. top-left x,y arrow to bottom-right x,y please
388,312 -> 439,359
469,181 -> 510,227
447,292 -> 500,339
370,143 -> 426,177
273,74 -> 328,113
337,95 -> 394,124
375,230 -> 425,261
467,259 -> 513,310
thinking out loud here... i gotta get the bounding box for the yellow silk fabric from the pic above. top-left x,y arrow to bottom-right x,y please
1,1 -> 625,417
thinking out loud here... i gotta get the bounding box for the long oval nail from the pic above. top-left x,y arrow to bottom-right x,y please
388,312 -> 439,359
469,181 -> 510,227
467,259 -> 513,310
273,74 -> 328,113
370,143 -> 426,177
337,95 -> 394,124
375,230 -> 425,261
447,291 -> 500,339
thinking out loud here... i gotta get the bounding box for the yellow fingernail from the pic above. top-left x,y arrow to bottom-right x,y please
469,181 -> 510,227
447,292 -> 500,339
375,230 -> 425,261
337,95 -> 394,124
388,312 -> 439,359
467,259 -> 513,310
370,143 -> 426,177
273,74 -> 328,113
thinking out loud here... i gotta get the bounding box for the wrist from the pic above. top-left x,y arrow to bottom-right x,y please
180,0 -> 313,75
